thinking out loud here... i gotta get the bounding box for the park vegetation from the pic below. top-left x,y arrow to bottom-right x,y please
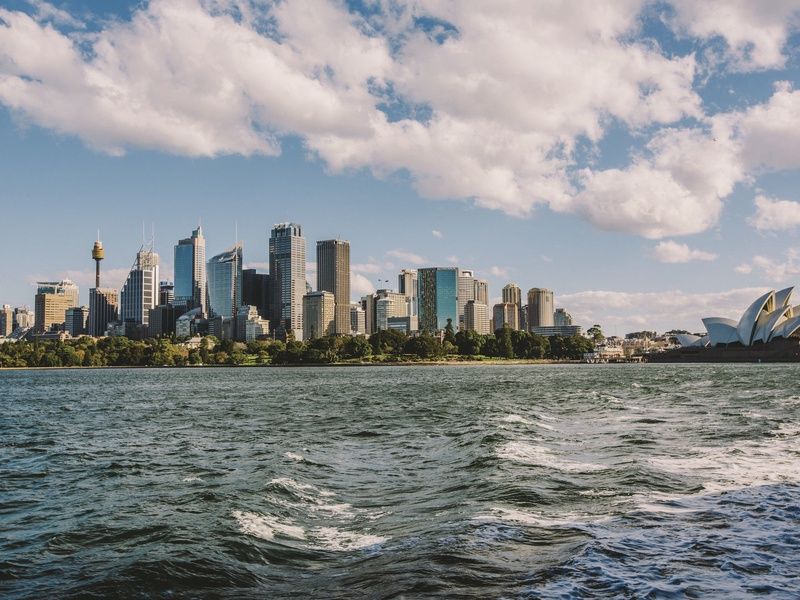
0,324 -> 594,368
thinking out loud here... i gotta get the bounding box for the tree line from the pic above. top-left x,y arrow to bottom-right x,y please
0,325 -> 594,368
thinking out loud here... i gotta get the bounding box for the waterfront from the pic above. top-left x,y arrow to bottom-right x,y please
2,365 -> 799,598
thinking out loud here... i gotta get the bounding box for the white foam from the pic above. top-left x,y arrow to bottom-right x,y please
267,477 -> 354,517
284,452 -> 305,462
182,476 -> 202,483
232,510 -> 306,541
500,414 -> 534,425
577,488 -> 617,497
310,526 -> 387,551
269,477 -> 336,497
497,441 -> 608,473
474,507 -> 610,528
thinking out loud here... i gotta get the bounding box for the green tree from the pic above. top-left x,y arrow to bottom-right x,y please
444,319 -> 456,345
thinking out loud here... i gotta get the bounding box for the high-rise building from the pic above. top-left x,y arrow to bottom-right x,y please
89,288 -> 118,336
174,226 -> 207,314
120,246 -> 160,336
159,281 -> 175,306
0,304 -> 13,336
457,269 -> 475,330
502,283 -> 523,331
398,269 -> 418,315
316,239 -> 350,335
207,245 -> 243,319
269,223 -> 306,340
493,302 -> 519,332
148,304 -> 186,338
362,290 -> 410,333
554,308 -> 573,327
527,288 -> 555,329
13,306 -> 35,330
418,267 -> 458,332
34,280 -> 79,333
65,306 -> 89,337
236,305 -> 269,342
302,291 -> 335,340
243,269 -> 272,320
474,279 -> 489,306
350,303 -> 366,335
464,300 -> 491,334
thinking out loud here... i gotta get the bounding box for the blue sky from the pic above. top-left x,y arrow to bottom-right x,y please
2,0 -> 800,334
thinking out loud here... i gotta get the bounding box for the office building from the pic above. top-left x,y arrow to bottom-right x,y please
159,281 -> 175,306
350,303 -> 366,335
303,291 -> 335,340
418,267 -> 459,332
243,269 -> 272,320
554,308 -> 573,327
174,226 -> 207,314
387,315 -> 418,334
464,300 -> 491,334
89,288 -> 118,337
527,288 -> 555,329
236,305 -> 270,342
457,269 -> 475,330
0,305 -> 13,337
65,306 -> 89,337
207,245 -> 243,319
270,223 -> 306,340
363,290 -> 410,333
474,279 -> 489,306
34,280 -> 79,333
176,307 -> 203,338
316,239 -> 350,335
502,283 -> 523,330
120,246 -> 160,337
493,302 -> 519,331
13,307 -> 34,330
398,269 -> 418,315
148,304 -> 186,337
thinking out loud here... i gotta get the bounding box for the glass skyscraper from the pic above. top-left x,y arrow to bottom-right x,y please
174,226 -> 206,315
269,223 -> 306,340
417,267 -> 458,332
207,245 -> 243,319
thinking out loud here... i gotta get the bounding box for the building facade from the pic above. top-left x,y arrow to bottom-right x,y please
236,305 -> 269,342
554,308 -> 573,327
34,280 -> 79,333
457,269 -> 475,330
0,305 -> 13,337
120,247 -> 160,336
65,306 -> 89,337
350,303 -> 366,335
502,283 -> 523,331
474,279 -> 489,306
493,302 -> 519,332
207,245 -> 243,320
270,223 -> 306,340
13,307 -> 35,330
418,267 -> 458,332
303,291 -> 335,340
464,301 -> 491,334
398,269 -> 418,315
316,239 -> 351,335
88,288 -> 118,336
243,269 -> 272,320
159,281 -> 175,306
174,226 -> 207,314
527,287 -> 555,329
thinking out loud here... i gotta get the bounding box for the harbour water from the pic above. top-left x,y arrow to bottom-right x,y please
2,365 -> 799,598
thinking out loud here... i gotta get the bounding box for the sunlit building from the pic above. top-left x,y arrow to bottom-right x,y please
120,247 -> 159,337
174,226 -> 207,314
527,287 -> 554,329
316,239 -> 350,335
303,291 -> 335,340
34,280 -> 79,333
207,245 -> 243,320
418,267 -> 458,332
270,223 -> 306,340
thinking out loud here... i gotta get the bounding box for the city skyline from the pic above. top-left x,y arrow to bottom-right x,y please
2,1 -> 800,334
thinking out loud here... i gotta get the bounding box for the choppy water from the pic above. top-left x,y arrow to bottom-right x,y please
2,365 -> 799,598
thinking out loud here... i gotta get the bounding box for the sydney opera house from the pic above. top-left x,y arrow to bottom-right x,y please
677,287 -> 800,348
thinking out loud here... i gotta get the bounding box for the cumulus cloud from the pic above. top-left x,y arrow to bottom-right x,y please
559,286 -> 769,333
351,273 -> 375,299
431,229 -> 443,239
386,249 -> 427,266
1,0 -> 800,239
748,194 -> 800,231
735,249 -> 800,282
489,266 -> 510,277
652,240 -> 718,263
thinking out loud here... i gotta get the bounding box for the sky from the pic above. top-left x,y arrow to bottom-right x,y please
1,0 -> 800,335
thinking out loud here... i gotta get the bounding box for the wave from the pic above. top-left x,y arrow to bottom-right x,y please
284,452 -> 305,462
496,441 -> 608,473
498,414 -> 556,430
232,511 -> 306,541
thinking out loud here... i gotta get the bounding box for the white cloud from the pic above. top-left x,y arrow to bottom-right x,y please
652,240 -> 717,263
27,0 -> 83,29
351,273 -> 375,299
244,261 -> 269,272
386,249 -> 427,266
431,229 -> 443,239
748,194 -> 800,231
736,250 -> 800,282
352,262 -> 383,274
445,255 -> 459,264
668,1 -> 800,72
489,266 -> 509,277
559,286 -> 769,333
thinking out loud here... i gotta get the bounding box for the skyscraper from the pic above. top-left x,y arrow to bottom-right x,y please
502,283 -> 523,331
493,302 -> 519,332
464,300 -> 491,334
398,269 -> 418,315
34,280 -> 79,333
417,267 -> 458,332
457,269 -> 475,330
120,246 -> 160,336
174,226 -> 206,314
474,279 -> 489,306
159,281 -> 175,306
527,288 -> 555,329
269,223 -> 306,340
0,304 -> 13,336
303,291 -> 335,340
242,269 -> 272,320
316,239 -> 350,335
554,308 -> 573,327
207,245 -> 243,319
89,288 -> 118,336
65,306 -> 89,337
